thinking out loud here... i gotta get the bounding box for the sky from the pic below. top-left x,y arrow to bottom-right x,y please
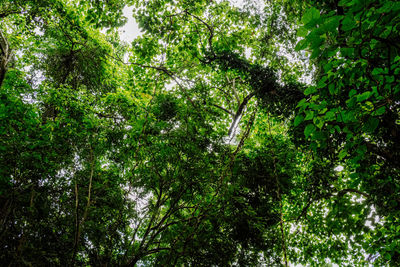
119,6 -> 142,43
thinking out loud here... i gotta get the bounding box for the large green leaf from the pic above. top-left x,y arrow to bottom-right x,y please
302,7 -> 320,25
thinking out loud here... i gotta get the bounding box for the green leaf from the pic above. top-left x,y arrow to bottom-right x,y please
339,149 -> 347,160
296,98 -> 307,108
297,27 -> 309,37
328,83 -> 337,95
341,16 -> 357,31
338,0 -> 352,6
302,7 -> 320,25
321,15 -> 342,32
349,173 -> 358,179
318,107 -> 328,114
325,111 -> 336,121
294,115 -> 304,127
356,91 -> 371,102
374,106 -> 386,116
304,124 -> 316,138
310,47 -> 321,59
384,253 -> 391,261
305,110 -> 314,120
342,111 -> 356,123
346,97 -> 357,108
323,62 -> 333,72
372,68 -> 384,75
304,86 -> 317,95
295,39 -> 308,51
364,117 -> 379,133
317,76 -> 328,88
308,32 -> 324,49
377,2 -> 394,13
356,144 -> 367,156
313,116 -> 324,128
349,89 -> 357,97
340,47 -> 354,57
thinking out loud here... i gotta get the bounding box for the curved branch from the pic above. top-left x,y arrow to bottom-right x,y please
228,92 -> 256,136
211,103 -> 233,115
184,10 -> 215,57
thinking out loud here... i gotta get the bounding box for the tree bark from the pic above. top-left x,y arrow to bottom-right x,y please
0,29 -> 12,87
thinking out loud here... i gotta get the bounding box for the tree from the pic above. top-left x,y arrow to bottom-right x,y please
293,0 -> 400,264
1,0 -> 399,266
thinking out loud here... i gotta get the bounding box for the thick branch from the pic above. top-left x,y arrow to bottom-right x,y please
0,29 -> 12,87
79,148 -> 95,234
228,92 -> 256,136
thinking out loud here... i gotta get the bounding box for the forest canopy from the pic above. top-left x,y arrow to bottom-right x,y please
1,0 -> 399,266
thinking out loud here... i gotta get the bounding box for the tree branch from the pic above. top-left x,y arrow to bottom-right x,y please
228,92 -> 256,136
184,10 -> 215,57
0,29 -> 12,87
72,147 -> 95,264
211,103 -> 233,115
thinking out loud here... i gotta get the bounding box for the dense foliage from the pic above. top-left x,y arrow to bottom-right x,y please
1,0 -> 399,265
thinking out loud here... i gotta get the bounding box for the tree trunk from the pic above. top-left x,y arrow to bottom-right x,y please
0,29 -> 12,87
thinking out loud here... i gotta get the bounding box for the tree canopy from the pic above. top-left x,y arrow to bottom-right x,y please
1,0 -> 399,265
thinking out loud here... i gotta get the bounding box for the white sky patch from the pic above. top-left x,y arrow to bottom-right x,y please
334,165 -> 344,172
228,0 -> 245,9
244,47 -> 252,59
228,0 -> 265,12
119,6 -> 143,43
165,81 -> 177,91
34,27 -> 44,36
